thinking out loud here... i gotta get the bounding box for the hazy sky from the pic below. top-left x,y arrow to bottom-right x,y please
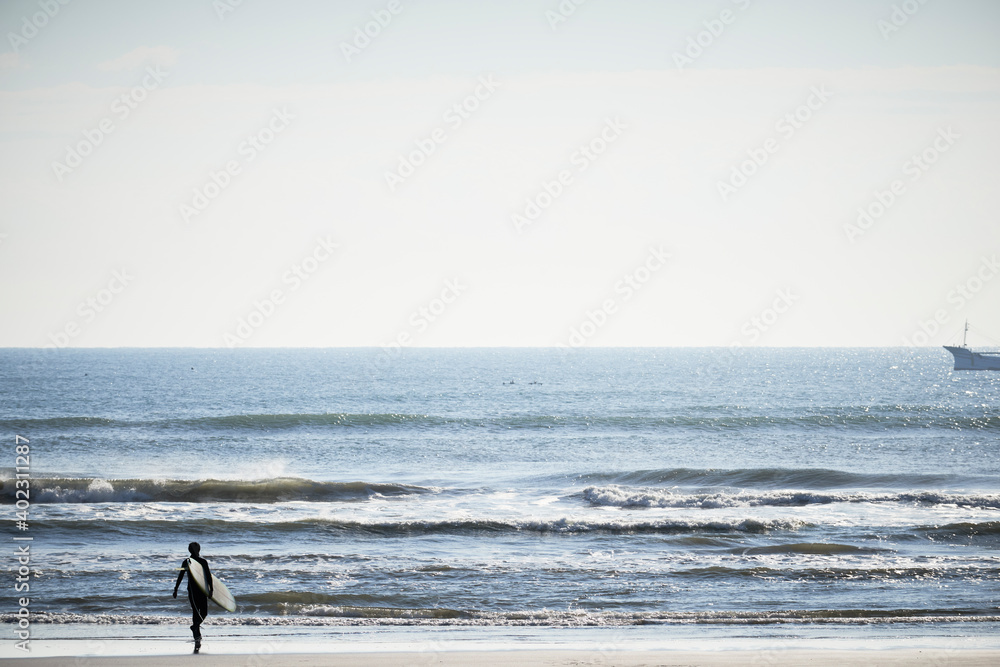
2,0 -> 999,348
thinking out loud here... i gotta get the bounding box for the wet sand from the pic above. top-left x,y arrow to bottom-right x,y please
5,648 -> 1000,666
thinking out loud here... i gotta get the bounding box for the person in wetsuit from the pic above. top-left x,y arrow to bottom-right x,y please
173,542 -> 213,650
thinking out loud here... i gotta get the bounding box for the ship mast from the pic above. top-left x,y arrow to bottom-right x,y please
963,320 -> 969,347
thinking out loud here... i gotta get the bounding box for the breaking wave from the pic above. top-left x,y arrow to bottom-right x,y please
571,467 -> 989,490
583,485 -> 1000,509
7,609 -> 1000,627
33,515 -> 809,536
1,477 -> 433,504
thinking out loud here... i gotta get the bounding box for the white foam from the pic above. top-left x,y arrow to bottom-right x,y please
582,485 -> 1000,510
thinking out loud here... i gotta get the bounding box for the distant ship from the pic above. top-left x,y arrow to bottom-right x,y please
943,321 -> 1000,371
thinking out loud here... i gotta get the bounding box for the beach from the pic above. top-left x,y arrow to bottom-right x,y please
6,647 -> 1000,666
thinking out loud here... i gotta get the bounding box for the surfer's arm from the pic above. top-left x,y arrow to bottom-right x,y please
172,560 -> 186,597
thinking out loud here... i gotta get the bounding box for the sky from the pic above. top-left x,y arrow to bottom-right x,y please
1,0 -> 999,348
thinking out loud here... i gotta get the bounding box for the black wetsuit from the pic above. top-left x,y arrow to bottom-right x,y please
179,556 -> 212,639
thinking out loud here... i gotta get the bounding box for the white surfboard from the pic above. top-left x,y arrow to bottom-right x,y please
186,558 -> 236,612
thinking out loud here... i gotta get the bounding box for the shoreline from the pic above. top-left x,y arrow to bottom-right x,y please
5,648 -> 1000,666
5,625 -> 1000,664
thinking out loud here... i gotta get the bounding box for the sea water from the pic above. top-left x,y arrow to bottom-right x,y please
2,348 -> 999,649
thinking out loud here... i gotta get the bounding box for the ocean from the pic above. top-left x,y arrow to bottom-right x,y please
2,347 -> 999,650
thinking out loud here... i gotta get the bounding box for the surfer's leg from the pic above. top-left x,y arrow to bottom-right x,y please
188,589 -> 204,639
192,609 -> 202,653
193,602 -> 207,651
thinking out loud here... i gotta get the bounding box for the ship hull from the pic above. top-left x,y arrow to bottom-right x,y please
943,346 -> 1000,370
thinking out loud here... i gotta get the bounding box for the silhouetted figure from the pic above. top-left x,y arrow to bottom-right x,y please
173,542 -> 213,652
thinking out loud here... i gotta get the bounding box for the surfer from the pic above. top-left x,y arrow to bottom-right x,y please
173,542 -> 213,651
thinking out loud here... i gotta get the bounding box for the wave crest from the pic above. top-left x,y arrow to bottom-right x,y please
7,609 -> 1000,627
582,485 -> 1000,509
2,477 -> 432,504
36,515 -> 808,536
